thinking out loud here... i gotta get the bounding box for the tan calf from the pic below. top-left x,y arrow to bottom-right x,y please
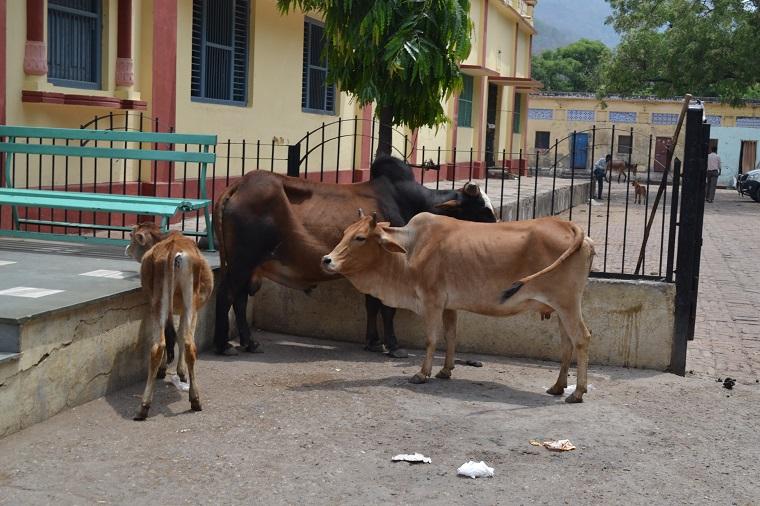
631,181 -> 647,204
323,212 -> 595,402
606,159 -> 637,183
126,223 -> 214,420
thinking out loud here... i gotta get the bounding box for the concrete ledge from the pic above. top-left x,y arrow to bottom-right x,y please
0,279 -> 218,438
251,277 -> 675,370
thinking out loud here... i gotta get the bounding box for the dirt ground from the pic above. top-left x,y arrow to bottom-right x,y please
1,331 -> 758,505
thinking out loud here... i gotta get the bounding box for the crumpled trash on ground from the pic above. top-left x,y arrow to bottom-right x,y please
457,461 -> 494,478
170,374 -> 190,392
391,453 -> 432,464
539,439 -> 576,452
563,384 -> 594,395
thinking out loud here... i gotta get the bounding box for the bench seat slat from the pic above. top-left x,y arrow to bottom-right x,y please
0,188 -> 209,208
0,191 -> 208,216
0,142 -> 215,164
0,125 -> 216,146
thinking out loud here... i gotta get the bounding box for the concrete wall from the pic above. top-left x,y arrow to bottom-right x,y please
251,276 -> 676,371
0,279 -> 218,438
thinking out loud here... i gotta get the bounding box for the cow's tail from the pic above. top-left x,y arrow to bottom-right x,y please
214,182 -> 239,272
501,222 -> 586,302
160,251 -> 182,362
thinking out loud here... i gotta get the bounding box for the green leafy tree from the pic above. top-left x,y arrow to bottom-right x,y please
277,0 -> 472,155
602,0 -> 760,103
531,39 -> 611,93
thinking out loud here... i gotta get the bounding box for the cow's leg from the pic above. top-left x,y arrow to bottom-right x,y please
380,303 -> 408,358
547,322 -> 573,396
233,289 -> 260,353
135,314 -> 164,421
364,296 -> 384,352
180,310 -> 202,412
558,306 -> 592,403
435,309 -> 458,379
410,307 -> 444,384
214,274 -> 235,355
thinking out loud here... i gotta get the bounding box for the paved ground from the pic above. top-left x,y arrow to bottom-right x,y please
1,183 -> 759,505
0,332 -> 758,505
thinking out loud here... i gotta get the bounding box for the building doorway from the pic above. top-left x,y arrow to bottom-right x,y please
572,132 -> 588,169
654,136 -> 673,172
740,140 -> 757,173
485,84 -> 498,167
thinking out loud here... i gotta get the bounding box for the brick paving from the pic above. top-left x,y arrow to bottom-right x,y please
557,182 -> 760,382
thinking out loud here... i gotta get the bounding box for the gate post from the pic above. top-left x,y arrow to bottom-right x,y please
287,144 -> 300,178
671,105 -> 709,374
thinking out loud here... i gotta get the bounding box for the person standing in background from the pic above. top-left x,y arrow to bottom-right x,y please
592,155 -> 611,200
706,146 -> 721,203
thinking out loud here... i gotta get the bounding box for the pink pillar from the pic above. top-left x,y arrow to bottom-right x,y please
116,0 -> 134,86
24,0 -> 47,76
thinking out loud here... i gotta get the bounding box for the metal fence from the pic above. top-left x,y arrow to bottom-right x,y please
0,111 -> 685,281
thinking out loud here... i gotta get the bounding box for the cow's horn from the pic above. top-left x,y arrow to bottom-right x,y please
464,182 -> 480,197
358,208 -> 365,218
371,212 -> 378,227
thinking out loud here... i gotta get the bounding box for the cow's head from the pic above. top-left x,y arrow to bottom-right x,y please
436,182 -> 497,223
125,222 -> 165,262
322,210 -> 405,276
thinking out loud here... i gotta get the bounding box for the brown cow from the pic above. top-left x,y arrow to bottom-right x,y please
126,223 -> 214,420
213,156 -> 497,357
322,212 -> 595,402
606,159 -> 637,183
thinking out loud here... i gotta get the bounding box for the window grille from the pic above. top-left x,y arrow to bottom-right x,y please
191,0 -> 249,105
302,19 -> 335,113
47,0 -> 101,89
457,75 -> 474,127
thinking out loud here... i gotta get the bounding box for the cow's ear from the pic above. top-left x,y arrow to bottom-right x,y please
435,199 -> 460,210
135,231 -> 149,246
379,234 -> 406,254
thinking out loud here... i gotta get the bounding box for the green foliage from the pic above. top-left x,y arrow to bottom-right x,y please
277,0 -> 472,131
532,39 -> 611,93
602,0 -> 760,104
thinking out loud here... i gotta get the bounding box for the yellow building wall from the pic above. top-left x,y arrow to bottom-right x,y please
485,4 -> 516,76
526,94 -> 760,169
463,0 -> 483,67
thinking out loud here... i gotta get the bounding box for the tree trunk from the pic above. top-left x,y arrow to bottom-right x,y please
376,105 -> 393,157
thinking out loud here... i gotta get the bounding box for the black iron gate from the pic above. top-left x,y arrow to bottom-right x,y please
670,105 -> 710,375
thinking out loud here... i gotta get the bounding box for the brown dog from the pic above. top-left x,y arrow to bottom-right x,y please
631,181 -> 647,204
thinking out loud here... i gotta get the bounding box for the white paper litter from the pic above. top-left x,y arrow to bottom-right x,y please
563,384 -> 594,395
457,460 -> 494,478
542,439 -> 576,452
391,453 -> 432,464
170,374 -> 190,392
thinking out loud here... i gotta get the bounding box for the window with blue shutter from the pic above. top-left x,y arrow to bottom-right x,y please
47,0 -> 101,89
457,75 -> 474,127
302,19 -> 335,114
513,93 -> 523,134
191,0 -> 249,106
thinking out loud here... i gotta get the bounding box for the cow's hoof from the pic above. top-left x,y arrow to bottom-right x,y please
565,392 -> 584,403
133,404 -> 150,421
177,372 -> 187,383
190,399 -> 202,412
546,384 -> 565,396
364,343 -> 386,353
243,341 -> 263,354
409,373 -> 428,384
387,348 -> 409,359
156,367 -> 167,380
435,369 -> 452,380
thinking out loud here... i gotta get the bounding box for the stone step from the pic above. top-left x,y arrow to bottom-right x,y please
0,352 -> 22,365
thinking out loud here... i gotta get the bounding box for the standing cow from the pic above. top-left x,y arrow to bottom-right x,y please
126,223 -> 214,420
322,212 -> 595,403
213,156 -> 496,357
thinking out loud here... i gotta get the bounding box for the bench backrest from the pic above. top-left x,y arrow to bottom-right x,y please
0,125 -> 217,198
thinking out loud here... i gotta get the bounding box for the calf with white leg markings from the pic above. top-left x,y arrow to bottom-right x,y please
126,223 -> 214,420
323,211 -> 595,402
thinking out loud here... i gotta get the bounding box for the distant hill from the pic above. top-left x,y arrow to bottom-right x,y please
533,0 -> 620,54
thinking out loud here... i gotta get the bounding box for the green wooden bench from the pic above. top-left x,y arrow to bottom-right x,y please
0,125 -> 216,250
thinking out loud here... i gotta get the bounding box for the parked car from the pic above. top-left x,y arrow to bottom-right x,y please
736,163 -> 760,202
